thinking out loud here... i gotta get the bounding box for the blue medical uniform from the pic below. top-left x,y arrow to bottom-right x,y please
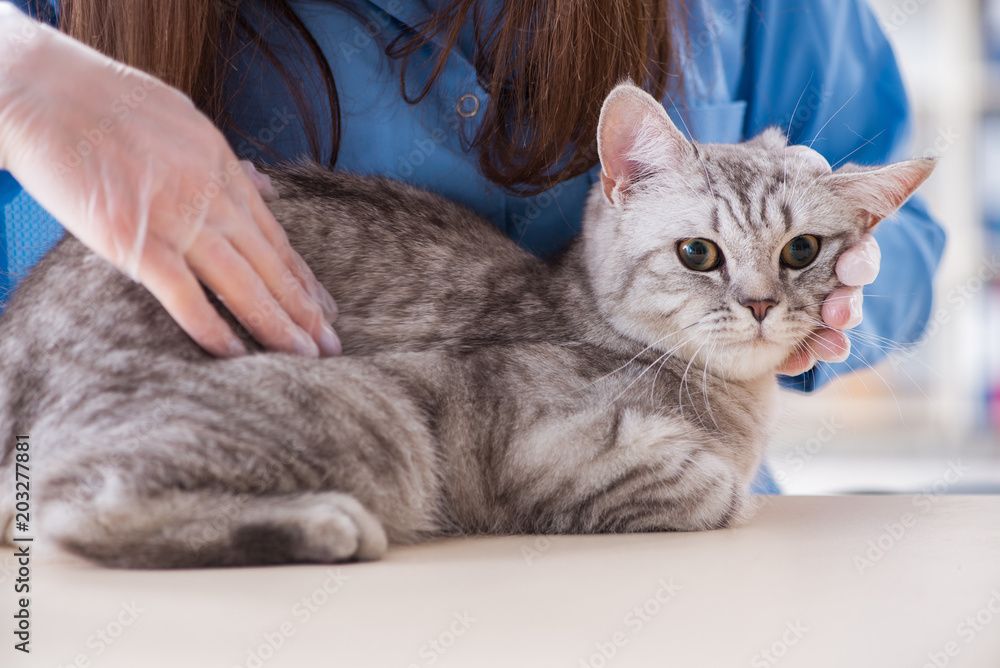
0,0 -> 947,494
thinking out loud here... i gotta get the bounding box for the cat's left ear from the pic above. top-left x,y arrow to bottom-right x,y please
825,158 -> 936,228
597,82 -> 692,206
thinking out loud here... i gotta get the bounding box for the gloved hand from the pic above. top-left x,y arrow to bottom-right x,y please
776,145 -> 881,377
776,234 -> 879,376
0,4 -> 340,358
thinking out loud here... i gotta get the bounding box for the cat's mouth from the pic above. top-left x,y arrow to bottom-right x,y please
746,333 -> 777,347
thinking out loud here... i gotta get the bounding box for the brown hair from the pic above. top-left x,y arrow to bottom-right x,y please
56,0 -> 687,195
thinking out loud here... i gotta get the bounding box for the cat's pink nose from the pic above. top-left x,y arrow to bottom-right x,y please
741,299 -> 778,323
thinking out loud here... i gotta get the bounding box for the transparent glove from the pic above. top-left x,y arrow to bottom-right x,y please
0,5 -> 340,358
776,147 -> 880,376
776,234 -> 879,376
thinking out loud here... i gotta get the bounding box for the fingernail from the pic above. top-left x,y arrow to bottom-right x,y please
848,291 -> 864,326
320,288 -> 338,323
241,160 -> 280,201
838,241 -> 880,286
840,254 -> 874,286
306,280 -> 338,322
226,333 -> 247,357
319,324 -> 342,356
829,334 -> 851,363
292,329 -> 320,358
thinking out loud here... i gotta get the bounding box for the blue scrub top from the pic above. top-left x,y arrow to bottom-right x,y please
0,0 -> 948,493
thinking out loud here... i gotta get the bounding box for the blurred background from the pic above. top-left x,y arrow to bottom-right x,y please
770,0 -> 1000,493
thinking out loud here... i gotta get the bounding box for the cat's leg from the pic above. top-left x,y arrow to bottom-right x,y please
497,407 -> 764,534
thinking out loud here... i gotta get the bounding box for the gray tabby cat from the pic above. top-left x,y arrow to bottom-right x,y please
0,84 -> 932,568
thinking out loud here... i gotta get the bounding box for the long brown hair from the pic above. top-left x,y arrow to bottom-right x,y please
57,0 -> 687,195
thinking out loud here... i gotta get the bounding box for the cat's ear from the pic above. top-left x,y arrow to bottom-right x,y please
825,159 -> 936,228
597,82 -> 691,205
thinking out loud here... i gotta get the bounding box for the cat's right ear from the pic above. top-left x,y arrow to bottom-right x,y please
825,158 -> 936,228
597,83 -> 692,206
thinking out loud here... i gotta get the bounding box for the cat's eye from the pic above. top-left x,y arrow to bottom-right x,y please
677,238 -> 722,272
781,235 -> 821,269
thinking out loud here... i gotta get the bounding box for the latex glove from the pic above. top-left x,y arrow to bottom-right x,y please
777,234 -> 880,376
0,5 -> 340,358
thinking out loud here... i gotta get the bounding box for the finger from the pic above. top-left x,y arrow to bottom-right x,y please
805,328 -> 851,364
246,189 -> 339,322
186,230 -> 320,357
821,286 -> 864,330
135,240 -> 247,358
228,224 -> 341,356
776,347 -> 816,377
239,160 -> 280,201
836,234 -> 881,286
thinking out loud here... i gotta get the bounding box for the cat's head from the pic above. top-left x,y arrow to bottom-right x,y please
584,83 -> 935,381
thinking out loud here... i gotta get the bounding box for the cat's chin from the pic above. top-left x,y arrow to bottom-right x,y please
704,338 -> 796,381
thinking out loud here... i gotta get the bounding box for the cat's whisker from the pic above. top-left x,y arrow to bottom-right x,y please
666,97 -> 717,199
608,328 -> 704,405
829,130 -> 885,172
783,74 -> 814,198
576,321 -> 703,394
699,337 -> 722,432
678,338 -> 712,430
803,330 -> 910,424
806,88 -> 859,151
795,317 -> 935,370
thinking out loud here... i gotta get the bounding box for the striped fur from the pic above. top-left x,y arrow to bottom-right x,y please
0,84 -> 932,567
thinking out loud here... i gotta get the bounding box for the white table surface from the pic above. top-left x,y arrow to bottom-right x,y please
2,495 -> 999,668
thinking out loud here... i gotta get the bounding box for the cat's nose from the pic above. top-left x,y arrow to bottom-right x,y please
741,298 -> 778,323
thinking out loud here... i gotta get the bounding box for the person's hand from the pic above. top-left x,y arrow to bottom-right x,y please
0,5 -> 340,358
777,234 -> 881,376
